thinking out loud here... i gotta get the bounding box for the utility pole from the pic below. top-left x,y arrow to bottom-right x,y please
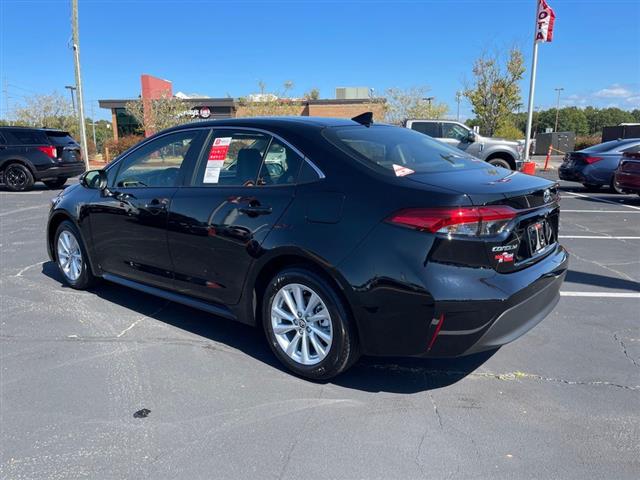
65,85 -> 77,114
455,91 -> 462,121
71,0 -> 89,169
553,87 -> 564,132
2,77 -> 9,124
90,101 -> 97,151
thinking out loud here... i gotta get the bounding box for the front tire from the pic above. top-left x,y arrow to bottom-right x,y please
44,178 -> 67,189
54,221 -> 96,290
3,163 -> 34,191
487,157 -> 512,170
262,268 -> 359,380
610,178 -> 625,194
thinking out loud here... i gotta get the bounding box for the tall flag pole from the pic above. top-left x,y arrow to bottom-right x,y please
524,0 -> 556,161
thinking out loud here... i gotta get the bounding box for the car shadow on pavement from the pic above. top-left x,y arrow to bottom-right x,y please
42,261 -> 496,393
566,270 -> 640,291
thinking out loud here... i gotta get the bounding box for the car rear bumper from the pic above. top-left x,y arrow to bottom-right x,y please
34,162 -> 85,181
462,270 -> 563,355
340,223 -> 569,357
558,165 -> 586,182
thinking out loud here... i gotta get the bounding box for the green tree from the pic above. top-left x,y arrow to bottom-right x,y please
384,86 -> 448,125
464,48 -> 525,136
125,93 -> 191,134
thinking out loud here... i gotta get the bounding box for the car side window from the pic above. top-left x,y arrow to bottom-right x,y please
441,123 -> 469,141
113,130 -> 202,188
411,122 -> 439,137
257,139 -> 304,185
6,129 -> 48,145
193,130 -> 270,187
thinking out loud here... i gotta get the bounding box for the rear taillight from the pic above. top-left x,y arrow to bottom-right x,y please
37,146 -> 57,159
583,156 -> 603,164
386,206 -> 517,237
620,161 -> 640,173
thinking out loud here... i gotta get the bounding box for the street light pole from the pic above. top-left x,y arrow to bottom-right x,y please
455,91 -> 462,121
553,87 -> 564,132
64,85 -> 77,114
71,0 -> 89,169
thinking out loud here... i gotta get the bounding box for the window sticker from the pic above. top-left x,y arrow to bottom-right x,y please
203,137 -> 232,183
392,164 -> 415,177
208,137 -> 232,160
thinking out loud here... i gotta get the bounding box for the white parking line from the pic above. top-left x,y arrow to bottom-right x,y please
0,204 -> 50,217
560,234 -> 640,240
561,191 -> 640,211
560,209 -> 640,213
561,291 -> 640,298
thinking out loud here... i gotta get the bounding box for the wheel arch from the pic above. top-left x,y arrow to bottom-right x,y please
47,210 -> 99,276
242,250 -> 360,341
485,151 -> 516,170
0,157 -> 37,176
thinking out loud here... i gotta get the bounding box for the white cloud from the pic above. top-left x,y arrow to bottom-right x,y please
593,84 -> 633,98
625,95 -> 640,107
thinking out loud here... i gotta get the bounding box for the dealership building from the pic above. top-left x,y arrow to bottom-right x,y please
99,75 -> 386,140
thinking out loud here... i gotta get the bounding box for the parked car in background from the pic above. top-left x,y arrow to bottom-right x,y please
558,138 -> 640,193
0,127 -> 85,191
614,151 -> 640,197
47,116 -> 567,379
406,119 -> 524,171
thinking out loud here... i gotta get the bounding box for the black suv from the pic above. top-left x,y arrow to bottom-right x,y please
0,127 -> 85,191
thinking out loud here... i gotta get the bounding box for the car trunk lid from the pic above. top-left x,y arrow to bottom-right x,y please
406,167 -> 560,272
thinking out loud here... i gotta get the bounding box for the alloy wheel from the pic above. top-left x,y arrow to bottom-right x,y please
271,283 -> 333,366
57,230 -> 83,282
5,165 -> 28,189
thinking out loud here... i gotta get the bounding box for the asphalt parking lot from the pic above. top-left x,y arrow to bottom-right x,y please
1,174 -> 639,479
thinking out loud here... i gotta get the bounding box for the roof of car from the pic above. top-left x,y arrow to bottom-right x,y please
0,126 -> 69,134
164,116 -> 371,134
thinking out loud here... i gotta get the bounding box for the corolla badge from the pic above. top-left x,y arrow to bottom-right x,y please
543,189 -> 552,204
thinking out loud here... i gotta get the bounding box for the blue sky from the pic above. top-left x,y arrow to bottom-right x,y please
1,0 -> 639,121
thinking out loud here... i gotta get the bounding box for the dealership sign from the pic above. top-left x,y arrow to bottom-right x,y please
535,0 -> 555,43
188,106 -> 212,119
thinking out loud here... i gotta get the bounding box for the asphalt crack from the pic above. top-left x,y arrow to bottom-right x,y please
614,333 -> 639,369
367,364 -> 640,391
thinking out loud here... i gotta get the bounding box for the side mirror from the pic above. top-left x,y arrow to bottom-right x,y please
80,169 -> 108,190
466,131 -> 476,143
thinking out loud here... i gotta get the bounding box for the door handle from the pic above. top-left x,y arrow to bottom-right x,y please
145,198 -> 169,212
239,204 -> 272,217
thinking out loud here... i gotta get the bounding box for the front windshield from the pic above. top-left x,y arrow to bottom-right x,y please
323,125 -> 486,175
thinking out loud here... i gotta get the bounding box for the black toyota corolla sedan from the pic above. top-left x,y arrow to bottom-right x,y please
47,115 -> 568,379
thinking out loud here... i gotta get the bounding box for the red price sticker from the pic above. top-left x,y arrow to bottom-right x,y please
208,137 -> 232,161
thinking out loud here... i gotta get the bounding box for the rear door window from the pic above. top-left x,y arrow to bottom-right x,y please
192,130 -> 270,187
410,121 -> 440,137
6,129 -> 48,145
257,138 -> 304,185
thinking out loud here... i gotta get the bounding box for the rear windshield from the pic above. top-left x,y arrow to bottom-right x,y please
582,140 -> 639,153
46,131 -> 77,146
323,125 -> 485,175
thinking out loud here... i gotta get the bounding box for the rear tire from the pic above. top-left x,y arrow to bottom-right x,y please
54,220 -> 97,290
44,178 -> 67,189
262,267 -> 359,380
487,157 -> 512,170
582,183 -> 601,192
3,163 -> 34,191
